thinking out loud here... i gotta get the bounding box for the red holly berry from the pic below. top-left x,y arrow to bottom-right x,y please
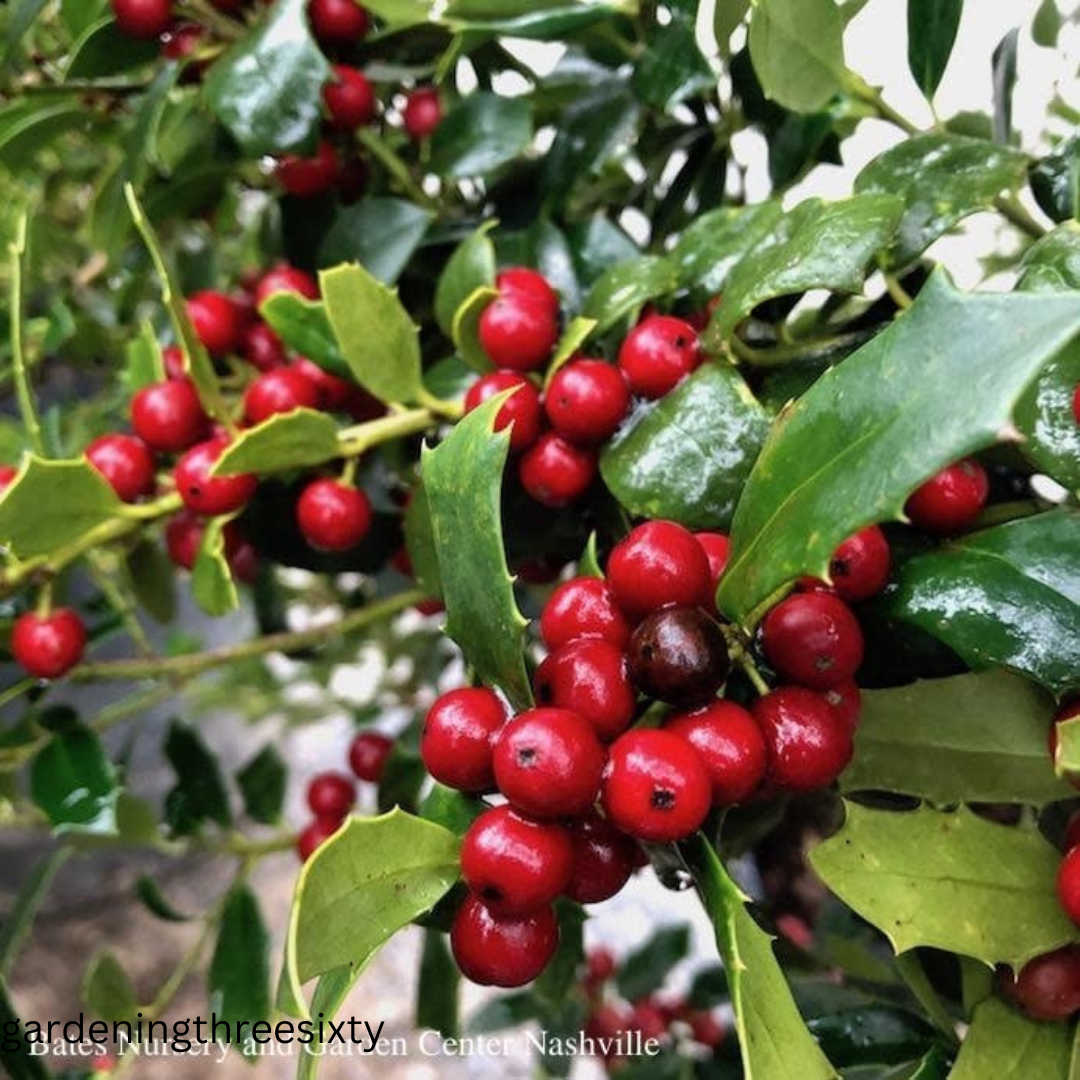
296,479 -> 372,552
617,315 -> 701,399
0,465 -> 18,491
131,378 -> 209,453
307,771 -> 356,820
497,268 -> 559,316
162,345 -> 186,380
776,912 -> 814,950
239,322 -> 287,372
540,577 -> 632,651
585,946 -> 617,985
760,592 -> 864,690
348,731 -> 393,782
308,0 -> 370,44
85,434 -> 156,503
905,458 -> 989,533
492,708 -> 606,819
276,139 -> 341,198
186,291 -> 244,357
824,525 -> 891,601
688,1011 -> 725,1048
695,531 -> 730,596
606,519 -> 712,622
226,530 -> 259,585
544,360 -> 630,444
1073,384 -> 1080,426
461,805 -> 574,916
296,817 -> 343,862
294,359 -> 355,412
11,609 -> 87,679
1066,811 -> 1080,853
518,433 -> 597,508
822,682 -> 861,735
534,638 -> 637,741
174,438 -> 258,517
478,293 -> 559,372
1059,847 -> 1080,926
464,371 -> 543,452
1000,946 -> 1080,1021
254,264 -> 319,307
665,700 -> 767,805
752,687 -> 854,792
402,86 -> 442,139
164,511 -> 203,570
111,0 -> 172,39
324,65 -> 377,130
160,22 -> 204,62
601,729 -> 712,842
450,895 -> 559,988
421,688 -> 506,792
244,366 -> 321,424
564,814 -> 638,904
626,607 -> 730,709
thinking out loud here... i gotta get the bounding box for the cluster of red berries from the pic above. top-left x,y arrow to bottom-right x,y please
581,947 -> 724,1071
110,0 -> 441,206
295,730 -> 394,861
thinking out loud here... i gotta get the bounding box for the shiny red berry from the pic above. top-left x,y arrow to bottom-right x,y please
324,65 -> 377,129
1000,946 -> 1080,1021
402,86 -> 442,139
244,366 -> 321,424
276,139 -> 340,198
534,638 -> 636,742
450,895 -> 559,988
294,359 -> 354,412
760,592 -> 864,690
1073,384 -> 1080,426
307,771 -> 356,820
131,378 -> 209,453
160,21 -> 204,61
254,265 -> 319,307
665,700 -> 766,805
11,609 -> 87,679
752,687 -> 854,792
601,728 -> 711,842
464,371 -> 542,452
421,687 -> 506,792
174,439 -> 258,517
540,577 -> 632,651
564,814 -> 638,904
905,458 -> 989,533
492,708 -> 605,819
296,816 -> 343,862
497,268 -> 559,316
586,946 -> 617,985
544,360 -> 630,443
695,531 -> 730,596
348,731 -> 393,782
1059,848 -> 1080,926
111,0 -> 172,39
461,805 -> 573,916
826,525 -> 891,601
478,294 -> 559,372
308,0 -> 370,44
518,433 -> 596,508
607,520 -> 712,621
239,322 -> 287,372
164,511 -> 203,570
626,607 -> 730,709
186,291 -> 243,357
822,682 -> 861,735
295,479 -> 372,552
162,345 -> 186,380
617,315 -> 701,399
85,434 -> 156,503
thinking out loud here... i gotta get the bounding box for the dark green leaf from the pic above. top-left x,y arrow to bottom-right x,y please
30,724 -> 119,835
601,363 -> 770,530
1016,339 -> 1080,490
808,1006 -> 934,1068
810,802 -> 1077,968
855,134 -> 1028,266
163,720 -> 232,835
617,925 -> 690,1002
82,952 -> 137,1021
907,0 -> 963,99
419,783 -> 483,835
568,214 -> 639,287
950,997 -> 1071,1079
123,541 -> 174,625
259,293 -> 350,378
669,202 -> 783,295
317,198 -> 432,285
582,255 -> 678,332
717,271 -> 1080,625
1032,0 -> 1062,48
885,509 -> 1080,695
431,93 -> 532,177
203,0 -> 329,155
991,28 -> 1019,145
0,100 -> 92,170
135,876 -> 193,923
209,884 -> 271,1052
416,930 -> 459,1037
403,480 -> 443,599
65,17 -> 157,78
191,516 -> 239,618
434,224 -> 496,337
841,669 -> 1072,805
422,397 -> 531,707
1017,222 -> 1080,292
376,743 -> 428,814
1030,136 -> 1080,223
424,355 -> 475,402
2,0 -> 51,70
213,408 -> 342,476
236,746 -> 287,825
689,964 -> 729,1008
632,20 -> 713,110
0,977 -> 50,1080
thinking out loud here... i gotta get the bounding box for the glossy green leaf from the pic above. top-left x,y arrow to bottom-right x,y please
403,480 -> 443,599
30,723 -> 119,835
318,198 -> 432,285
582,255 -> 678,332
949,997 -> 1070,1078
617,925 -> 690,1002
203,0 -> 329,155
422,398 -> 531,706
259,293 -> 350,378
417,929 -> 459,1036
601,363 -> 770,530
669,202 -> 783,295
1030,135 -> 1080,224
855,134 -> 1028,266
452,285 -> 498,373
125,540 -> 178,624
209,884 -> 271,1052
631,19 -> 713,110
885,509 -> 1080,695
443,0 -> 632,39
191,516 -> 239,618
907,0 -> 963,99
236,745 -> 287,825
717,271 -> 1080,625
82,952 -> 137,1021
0,456 -> 121,559
213,409 -> 341,476
748,0 -> 846,113
810,802 -> 1077,968
714,0 -> 751,57
0,100 -> 92,169
66,17 -> 157,78
135,876 -> 193,923
431,93 -> 532,177
1017,222 -> 1080,293
434,223 -> 496,337
419,783 -> 482,835
706,194 -> 903,341
841,669 -> 1072,805
281,809 -> 459,1010
1015,339 -> 1080,491
544,316 -> 598,386
685,833 -> 839,1079
163,720 -> 232,836
807,1006 -> 935,1069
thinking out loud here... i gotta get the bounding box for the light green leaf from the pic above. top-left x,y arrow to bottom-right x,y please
949,997 -> 1071,1079
544,316 -> 599,386
713,0 -> 752,57
212,409 -> 342,476
259,293 -> 350,379
452,285 -> 498,373
1017,222 -> 1080,293
191,516 -> 239,618
434,223 -> 496,337
82,952 -> 138,1022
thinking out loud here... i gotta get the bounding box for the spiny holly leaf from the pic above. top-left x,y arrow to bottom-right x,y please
841,669 -> 1072,806
855,134 -> 1029,266
203,0 -> 329,156
669,202 -> 783,295
434,223 -> 496,337
421,397 -> 532,708
684,833 -> 839,1079
717,270 -> 1080,626
582,254 -> 678,332
948,997 -> 1071,1078
1015,340 -> 1080,491
706,194 -> 903,342
281,809 -> 459,1015
810,802 -> 1077,969
431,93 -> 533,177
163,720 -> 232,836
1017,222 -> 1080,292
212,409 -> 341,476
82,951 -> 138,1022
321,263 -> 425,406
236,746 -> 287,825
600,363 -> 770,530
885,509 -> 1080,695
209,884 -> 271,1056
191,516 -> 239,618
907,0 -> 963,100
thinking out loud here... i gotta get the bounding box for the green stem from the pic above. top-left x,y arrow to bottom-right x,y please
180,0 -> 246,40
21,80 -> 148,96
995,193 -> 1047,239
87,552 -> 154,658
730,329 -> 871,368
883,273 -> 913,310
338,408 -> 440,456
355,128 -> 439,212
9,213 -> 44,456
846,73 -> 920,135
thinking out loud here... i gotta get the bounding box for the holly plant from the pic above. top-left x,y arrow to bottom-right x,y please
1,0 -> 1080,1077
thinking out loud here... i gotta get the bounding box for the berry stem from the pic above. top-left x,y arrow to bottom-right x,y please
355,128 -> 440,212
337,407 -> 439,457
